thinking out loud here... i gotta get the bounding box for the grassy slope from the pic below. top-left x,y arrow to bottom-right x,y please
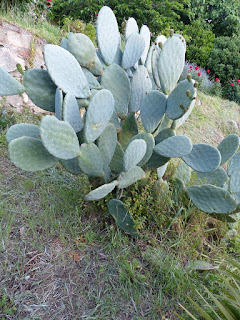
0,12 -> 239,320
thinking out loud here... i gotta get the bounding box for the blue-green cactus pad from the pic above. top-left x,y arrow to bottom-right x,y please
63,93 -> 83,133
129,65 -> 152,112
173,33 -> 186,52
140,25 -> 150,65
23,68 -> 56,112
157,162 -> 168,179
6,123 -> 40,143
43,44 -> 90,98
229,172 -> 240,193
122,33 -> 145,70
155,135 -> 192,158
55,88 -> 63,120
108,199 -> 138,237
78,143 -> 104,177
118,113 -> 138,150
129,132 -> 155,167
67,33 -> 103,76
85,180 -> 118,201
123,139 -> 147,171
60,37 -> 68,50
0,67 -> 25,95
166,79 -> 196,120
157,114 -> 171,133
101,64 -> 130,118
228,151 -> 240,176
98,123 -> 117,166
60,158 -> 82,175
145,44 -> 154,74
140,90 -> 167,133
84,89 -> 114,143
146,151 -> 169,169
96,6 -> 119,65
218,134 -> 240,165
109,141 -> 124,173
109,110 -> 121,133
118,166 -> 145,189
157,36 -> 185,95
173,161 -> 191,185
125,17 -> 139,40
174,98 -> 196,128
151,45 -> 161,88
82,68 -> 101,90
182,144 -> 221,173
186,184 -> 236,214
9,136 -> 57,171
155,128 -> 176,144
40,115 -> 80,160
195,167 -> 228,188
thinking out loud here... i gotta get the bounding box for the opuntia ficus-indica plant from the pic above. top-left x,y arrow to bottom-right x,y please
0,6 -> 240,236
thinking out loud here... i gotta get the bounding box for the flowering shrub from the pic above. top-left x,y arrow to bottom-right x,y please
224,80 -> 240,104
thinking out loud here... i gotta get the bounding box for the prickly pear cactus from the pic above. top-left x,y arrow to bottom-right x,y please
1,6 -> 239,235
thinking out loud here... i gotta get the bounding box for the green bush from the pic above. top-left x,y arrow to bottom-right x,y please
183,20 -> 215,68
50,0 -> 188,36
61,17 -> 96,43
224,81 -> 240,105
206,36 -> 240,87
0,0 -> 31,11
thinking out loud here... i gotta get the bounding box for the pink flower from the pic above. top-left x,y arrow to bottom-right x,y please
237,80 -> 240,83
198,72 -> 201,76
207,69 -> 210,74
189,66 -> 193,69
230,83 -> 234,86
215,78 -> 219,82
96,13 -> 99,16
195,66 -> 199,70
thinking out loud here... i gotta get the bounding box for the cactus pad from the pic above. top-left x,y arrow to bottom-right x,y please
85,181 -> 118,201
78,143 -> 104,177
40,115 -> 80,160
122,33 -> 145,70
84,89 -> 114,143
67,33 -> 103,76
82,68 -> 101,90
195,167 -> 228,187
6,124 -> 40,143
129,65 -> 152,112
96,6 -> 119,65
125,17 -> 139,40
140,90 -> 167,133
44,44 -> 90,98
182,144 -> 221,173
157,36 -> 185,95
9,136 -> 57,171
60,158 -> 82,175
186,184 -> 236,214
55,88 -> 63,120
166,79 -> 196,120
98,123 -> 117,166
0,67 -> 25,95
155,135 -> 192,158
218,134 -> 240,165
23,69 -> 57,112
118,166 -> 145,189
129,132 -> 155,167
123,139 -> 147,171
101,64 -> 130,118
118,113 -> 138,150
63,93 -> 83,133
109,141 -> 124,173
108,199 -> 138,237
140,25 -> 150,65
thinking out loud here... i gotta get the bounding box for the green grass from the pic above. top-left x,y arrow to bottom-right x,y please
0,10 -> 239,319
0,8 -> 62,44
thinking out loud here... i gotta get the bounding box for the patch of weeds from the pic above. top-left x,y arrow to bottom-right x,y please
0,107 -> 15,132
0,294 -> 17,319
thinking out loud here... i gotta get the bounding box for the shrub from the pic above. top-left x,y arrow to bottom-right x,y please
0,0 -> 32,11
1,6 -> 240,237
183,20 -> 215,69
206,36 -> 240,88
224,81 -> 240,105
61,17 -> 96,43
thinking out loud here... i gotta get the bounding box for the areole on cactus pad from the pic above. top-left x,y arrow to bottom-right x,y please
1,6 -> 239,236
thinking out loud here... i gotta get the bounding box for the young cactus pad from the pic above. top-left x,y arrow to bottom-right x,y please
1,5 -> 238,235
